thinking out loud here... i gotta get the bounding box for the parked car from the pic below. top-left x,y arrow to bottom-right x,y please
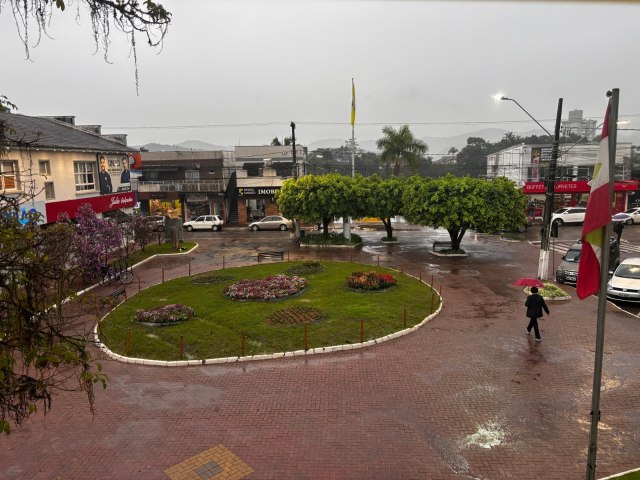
556,237 -> 620,285
613,206 -> 640,225
148,215 -> 167,232
248,215 -> 292,231
551,206 -> 586,226
606,257 -> 640,303
183,215 -> 224,231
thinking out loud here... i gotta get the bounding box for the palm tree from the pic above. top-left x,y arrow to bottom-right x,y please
376,125 -> 428,176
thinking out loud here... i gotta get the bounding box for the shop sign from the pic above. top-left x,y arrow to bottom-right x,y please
238,186 -> 281,196
531,147 -> 553,163
186,194 -> 207,202
523,180 -> 639,194
45,192 -> 136,221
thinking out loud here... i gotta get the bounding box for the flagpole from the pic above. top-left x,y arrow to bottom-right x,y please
344,78 -> 356,240
586,88 -> 619,480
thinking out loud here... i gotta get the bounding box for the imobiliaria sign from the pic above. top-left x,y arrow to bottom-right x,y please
523,179 -> 637,194
45,192 -> 136,222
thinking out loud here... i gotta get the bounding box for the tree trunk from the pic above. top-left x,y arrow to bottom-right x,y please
448,228 -> 467,250
322,217 -> 331,235
381,217 -> 394,239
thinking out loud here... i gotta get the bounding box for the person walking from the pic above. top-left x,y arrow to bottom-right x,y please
525,286 -> 549,342
613,221 -> 624,242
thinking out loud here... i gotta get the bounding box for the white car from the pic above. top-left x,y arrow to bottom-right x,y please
183,215 -> 224,231
248,215 -> 293,231
606,257 -> 640,303
551,206 -> 586,226
614,207 -> 640,225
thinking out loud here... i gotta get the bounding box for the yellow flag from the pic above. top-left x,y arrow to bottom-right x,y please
351,79 -> 356,127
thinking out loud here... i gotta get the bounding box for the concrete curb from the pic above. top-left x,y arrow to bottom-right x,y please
92,266 -> 443,367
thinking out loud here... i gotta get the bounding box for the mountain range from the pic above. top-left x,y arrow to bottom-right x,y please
136,128 -> 640,158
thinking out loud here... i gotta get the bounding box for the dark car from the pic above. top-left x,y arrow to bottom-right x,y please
556,237 -> 620,284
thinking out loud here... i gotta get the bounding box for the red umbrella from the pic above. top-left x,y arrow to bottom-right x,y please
512,277 -> 545,288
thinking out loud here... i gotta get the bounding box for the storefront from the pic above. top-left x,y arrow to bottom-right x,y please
44,191 -> 136,222
523,180 -> 638,217
236,185 -> 282,224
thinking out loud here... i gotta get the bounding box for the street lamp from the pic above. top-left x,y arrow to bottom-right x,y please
498,95 -> 563,280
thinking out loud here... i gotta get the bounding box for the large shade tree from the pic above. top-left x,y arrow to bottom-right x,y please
403,175 -> 527,250
365,176 -> 406,241
376,125 -> 428,177
276,174 -> 369,234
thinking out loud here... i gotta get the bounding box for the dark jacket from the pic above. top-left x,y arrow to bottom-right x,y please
525,293 -> 549,319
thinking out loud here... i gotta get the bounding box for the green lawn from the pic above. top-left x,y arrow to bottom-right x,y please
99,261 -> 438,360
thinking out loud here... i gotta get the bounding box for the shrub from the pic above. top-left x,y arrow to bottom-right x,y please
286,261 -> 324,275
300,232 -> 362,246
224,274 -> 307,301
346,271 -> 397,290
135,304 -> 195,324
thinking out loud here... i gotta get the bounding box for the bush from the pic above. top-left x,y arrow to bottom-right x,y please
286,261 -> 324,275
300,232 -> 362,246
346,271 -> 397,290
135,304 -> 195,324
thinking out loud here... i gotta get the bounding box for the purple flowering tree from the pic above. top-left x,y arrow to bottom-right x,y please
70,203 -> 124,276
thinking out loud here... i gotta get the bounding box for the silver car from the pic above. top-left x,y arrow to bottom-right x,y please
248,215 -> 292,231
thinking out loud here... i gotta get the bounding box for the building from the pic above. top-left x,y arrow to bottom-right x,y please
138,150 -> 233,221
0,112 -> 140,224
561,109 -> 598,141
486,142 -> 637,215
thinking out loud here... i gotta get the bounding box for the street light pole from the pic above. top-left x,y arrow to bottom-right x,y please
501,96 -> 563,280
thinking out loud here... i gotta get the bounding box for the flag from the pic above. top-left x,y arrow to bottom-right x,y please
576,101 -> 612,299
351,78 -> 356,127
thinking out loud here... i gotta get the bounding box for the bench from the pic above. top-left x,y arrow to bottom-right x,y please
102,285 -> 127,304
432,240 -> 452,251
257,250 -> 285,262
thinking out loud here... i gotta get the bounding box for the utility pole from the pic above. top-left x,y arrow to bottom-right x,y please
290,121 -> 297,180
538,98 -> 563,280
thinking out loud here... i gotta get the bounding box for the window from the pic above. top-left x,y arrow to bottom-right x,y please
44,182 -> 55,200
0,161 -> 20,190
185,169 -> 200,180
39,160 -> 51,176
74,161 -> 96,192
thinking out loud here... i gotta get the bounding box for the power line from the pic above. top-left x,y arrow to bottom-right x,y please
103,114 -> 640,131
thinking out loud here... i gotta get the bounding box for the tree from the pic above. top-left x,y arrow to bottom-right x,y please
455,137 -> 490,178
270,137 -> 282,146
276,174 -> 368,235
402,175 -> 527,250
376,125 -> 428,177
365,176 -> 405,240
123,214 -> 155,253
3,0 -> 171,92
1,177 -> 107,434
71,204 -> 124,277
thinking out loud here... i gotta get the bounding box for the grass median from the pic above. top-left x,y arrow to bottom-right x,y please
99,260 -> 438,361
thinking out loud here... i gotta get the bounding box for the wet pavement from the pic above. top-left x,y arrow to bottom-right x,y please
1,225 -> 639,479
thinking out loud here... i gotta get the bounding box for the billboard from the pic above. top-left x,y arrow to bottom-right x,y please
97,153 -> 140,194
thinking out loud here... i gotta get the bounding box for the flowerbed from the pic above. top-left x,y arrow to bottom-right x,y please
346,271 -> 397,291
224,274 -> 307,301
267,306 -> 325,325
135,304 -> 195,324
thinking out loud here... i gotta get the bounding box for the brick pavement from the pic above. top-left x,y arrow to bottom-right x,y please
1,228 -> 639,479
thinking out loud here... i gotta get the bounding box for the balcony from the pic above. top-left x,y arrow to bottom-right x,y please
138,179 -> 226,193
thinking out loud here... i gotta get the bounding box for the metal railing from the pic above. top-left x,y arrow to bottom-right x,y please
137,179 -> 226,193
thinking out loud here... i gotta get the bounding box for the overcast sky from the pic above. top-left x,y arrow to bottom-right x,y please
2,0 -> 639,151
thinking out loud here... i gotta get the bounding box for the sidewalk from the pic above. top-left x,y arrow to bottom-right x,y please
1,230 -> 639,479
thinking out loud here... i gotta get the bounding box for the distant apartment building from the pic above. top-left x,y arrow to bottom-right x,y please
561,109 -> 598,141
0,112 -> 140,224
486,142 -> 636,214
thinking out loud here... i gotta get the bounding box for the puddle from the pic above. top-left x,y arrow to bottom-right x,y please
464,421 -> 507,449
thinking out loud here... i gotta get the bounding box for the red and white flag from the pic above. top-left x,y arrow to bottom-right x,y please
576,102 -> 612,299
